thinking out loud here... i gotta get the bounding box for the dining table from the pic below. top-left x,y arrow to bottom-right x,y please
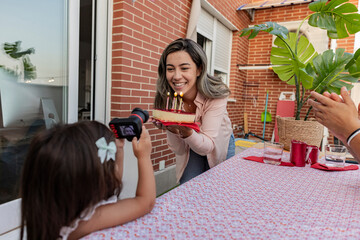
83,145 -> 360,239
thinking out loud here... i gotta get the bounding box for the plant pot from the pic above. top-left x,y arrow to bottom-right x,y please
276,116 -> 324,151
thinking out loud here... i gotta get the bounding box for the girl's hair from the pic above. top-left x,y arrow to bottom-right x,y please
154,38 -> 231,109
19,121 -> 121,240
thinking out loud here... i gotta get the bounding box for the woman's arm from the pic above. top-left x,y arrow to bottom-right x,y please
70,126 -> 156,240
183,98 -> 228,156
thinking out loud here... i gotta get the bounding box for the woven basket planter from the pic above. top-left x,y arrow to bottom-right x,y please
277,116 -> 324,151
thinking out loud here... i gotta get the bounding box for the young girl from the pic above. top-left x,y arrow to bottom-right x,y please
153,38 -> 235,184
19,121 -> 155,240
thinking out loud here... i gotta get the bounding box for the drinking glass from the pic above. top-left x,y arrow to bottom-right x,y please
264,142 -> 284,165
325,144 -> 347,168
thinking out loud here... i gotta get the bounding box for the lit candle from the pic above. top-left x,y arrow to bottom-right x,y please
178,92 -> 183,112
166,92 -> 170,110
172,92 -> 178,111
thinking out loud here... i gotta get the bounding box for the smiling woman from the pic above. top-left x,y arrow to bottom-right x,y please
153,38 -> 235,184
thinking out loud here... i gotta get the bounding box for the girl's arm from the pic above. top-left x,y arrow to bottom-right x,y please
70,126 -> 156,240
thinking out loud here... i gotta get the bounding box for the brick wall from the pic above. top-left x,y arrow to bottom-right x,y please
111,0 -> 192,171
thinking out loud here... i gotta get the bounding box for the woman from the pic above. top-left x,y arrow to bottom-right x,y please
153,38 -> 235,184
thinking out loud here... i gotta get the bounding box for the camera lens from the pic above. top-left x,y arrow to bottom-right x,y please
131,108 -> 149,124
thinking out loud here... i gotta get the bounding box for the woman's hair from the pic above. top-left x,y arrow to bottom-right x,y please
154,38 -> 231,109
19,121 -> 121,240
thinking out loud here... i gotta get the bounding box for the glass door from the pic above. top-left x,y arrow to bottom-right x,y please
0,0 -> 111,235
0,0 -> 75,235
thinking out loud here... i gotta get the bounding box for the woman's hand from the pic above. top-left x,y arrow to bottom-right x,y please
323,90 -> 360,120
176,125 -> 193,138
151,119 -> 167,130
151,119 -> 193,138
308,87 -> 360,143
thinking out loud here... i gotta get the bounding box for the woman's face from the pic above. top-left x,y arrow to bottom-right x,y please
166,50 -> 200,100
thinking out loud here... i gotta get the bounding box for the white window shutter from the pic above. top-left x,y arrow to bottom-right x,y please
197,8 -> 214,40
214,21 -> 231,73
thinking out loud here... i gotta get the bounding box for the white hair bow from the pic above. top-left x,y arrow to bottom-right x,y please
95,137 -> 117,163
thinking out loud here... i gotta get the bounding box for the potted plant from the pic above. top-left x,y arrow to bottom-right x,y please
240,0 -> 360,149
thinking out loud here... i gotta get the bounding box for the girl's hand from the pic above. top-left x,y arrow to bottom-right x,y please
132,126 -> 152,160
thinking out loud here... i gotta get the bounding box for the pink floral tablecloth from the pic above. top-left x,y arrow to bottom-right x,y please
84,147 -> 360,239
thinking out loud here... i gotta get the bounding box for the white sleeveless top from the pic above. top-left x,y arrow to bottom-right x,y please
59,195 -> 118,240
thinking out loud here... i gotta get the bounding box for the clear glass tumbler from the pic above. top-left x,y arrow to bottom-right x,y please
325,144 -> 347,168
264,142 -> 284,165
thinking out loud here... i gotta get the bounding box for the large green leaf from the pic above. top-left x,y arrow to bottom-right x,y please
345,48 -> 360,78
270,32 -> 317,88
308,0 -> 360,39
240,22 -> 288,39
306,48 -> 357,93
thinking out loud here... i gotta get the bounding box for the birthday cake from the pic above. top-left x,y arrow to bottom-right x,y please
152,91 -> 200,132
152,109 -> 195,123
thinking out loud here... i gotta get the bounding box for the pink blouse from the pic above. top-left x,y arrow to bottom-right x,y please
167,92 -> 232,182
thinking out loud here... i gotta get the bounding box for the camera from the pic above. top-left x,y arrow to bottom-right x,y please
109,108 -> 149,141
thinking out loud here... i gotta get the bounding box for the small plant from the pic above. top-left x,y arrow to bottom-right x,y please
240,0 -> 360,120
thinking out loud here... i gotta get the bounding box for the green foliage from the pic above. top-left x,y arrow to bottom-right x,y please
240,0 -> 360,120
306,48 -> 359,94
240,22 -> 289,39
271,32 -> 318,89
308,0 -> 360,38
1,41 -> 36,81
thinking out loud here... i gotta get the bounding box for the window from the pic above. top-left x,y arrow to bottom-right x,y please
0,0 -> 69,234
197,33 -> 212,73
196,2 -> 237,86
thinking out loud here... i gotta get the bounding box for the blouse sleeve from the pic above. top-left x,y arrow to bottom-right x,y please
167,131 -> 186,154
